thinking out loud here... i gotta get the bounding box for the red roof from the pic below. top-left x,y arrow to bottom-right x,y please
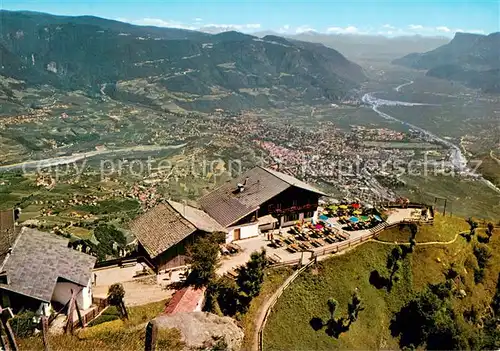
164,286 -> 206,314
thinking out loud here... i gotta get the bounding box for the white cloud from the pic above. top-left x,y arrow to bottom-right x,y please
468,29 -> 486,34
129,18 -> 196,30
326,25 -> 359,34
199,23 -> 261,33
245,23 -> 262,29
276,24 -> 291,33
120,18 -> 261,33
295,25 -> 316,34
436,26 -> 451,32
408,24 -> 424,30
115,17 -> 485,38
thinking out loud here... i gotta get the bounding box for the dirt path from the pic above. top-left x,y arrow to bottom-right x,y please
93,278 -> 174,306
490,150 -> 500,166
251,263 -> 311,351
372,232 -> 463,246
372,227 -> 489,247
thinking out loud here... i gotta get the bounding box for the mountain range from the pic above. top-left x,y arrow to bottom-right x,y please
393,32 -> 500,93
255,31 -> 450,62
0,10 -> 366,112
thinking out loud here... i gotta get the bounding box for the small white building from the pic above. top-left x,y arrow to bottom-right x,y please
0,227 -> 96,315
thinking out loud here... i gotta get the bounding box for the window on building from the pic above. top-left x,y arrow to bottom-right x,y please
304,211 -> 314,218
284,212 -> 299,222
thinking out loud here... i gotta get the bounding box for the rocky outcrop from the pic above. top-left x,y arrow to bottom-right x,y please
154,312 -> 244,350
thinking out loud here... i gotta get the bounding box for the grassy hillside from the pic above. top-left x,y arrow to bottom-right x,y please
18,300 -> 184,351
264,214 -> 499,350
240,266 -> 293,350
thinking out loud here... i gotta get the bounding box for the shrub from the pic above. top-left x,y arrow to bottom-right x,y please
186,232 -> 223,287
474,268 -> 485,284
10,311 -> 37,338
473,244 -> 492,269
108,283 -> 125,308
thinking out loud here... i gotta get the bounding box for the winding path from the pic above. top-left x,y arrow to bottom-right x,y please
371,232 -> 463,246
394,80 -> 414,92
251,262 -> 312,351
490,150 -> 500,166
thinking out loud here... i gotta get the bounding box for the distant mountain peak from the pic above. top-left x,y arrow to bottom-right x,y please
393,31 -> 500,93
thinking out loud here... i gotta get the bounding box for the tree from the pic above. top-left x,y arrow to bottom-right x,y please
473,244 -> 492,269
444,263 -> 460,281
236,249 -> 267,299
204,280 -> 223,316
465,218 -> 478,240
93,224 -> 127,261
205,276 -> 245,317
107,283 -> 128,319
391,288 -> 449,348
409,238 -> 417,253
486,222 -> 494,242
408,223 -> 418,252
327,298 -> 338,321
388,246 -> 403,291
346,291 -> 364,326
312,291 -> 364,338
186,232 -> 224,288
409,223 -> 418,239
204,248 -> 267,317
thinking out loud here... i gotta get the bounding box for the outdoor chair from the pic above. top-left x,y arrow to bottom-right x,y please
310,240 -> 323,247
324,235 -> 336,244
284,237 -> 295,245
298,241 -> 312,250
273,238 -> 284,247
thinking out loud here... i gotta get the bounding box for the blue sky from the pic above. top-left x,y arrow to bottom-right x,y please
1,0 -> 498,36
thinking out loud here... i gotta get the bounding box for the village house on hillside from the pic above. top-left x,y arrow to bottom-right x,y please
199,166 -> 326,242
0,227 -> 96,315
130,200 -> 227,271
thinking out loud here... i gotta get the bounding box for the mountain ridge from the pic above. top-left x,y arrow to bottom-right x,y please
0,10 -> 366,112
393,31 -> 500,92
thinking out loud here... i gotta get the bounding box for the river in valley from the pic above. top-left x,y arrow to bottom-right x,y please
0,143 -> 187,172
361,85 -> 500,195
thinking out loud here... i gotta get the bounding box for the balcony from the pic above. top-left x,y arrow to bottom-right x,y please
268,203 -> 317,215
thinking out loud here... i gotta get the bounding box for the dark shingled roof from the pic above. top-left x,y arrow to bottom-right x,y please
130,202 -> 198,259
167,200 -> 226,234
198,166 -> 325,227
0,227 -> 96,303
